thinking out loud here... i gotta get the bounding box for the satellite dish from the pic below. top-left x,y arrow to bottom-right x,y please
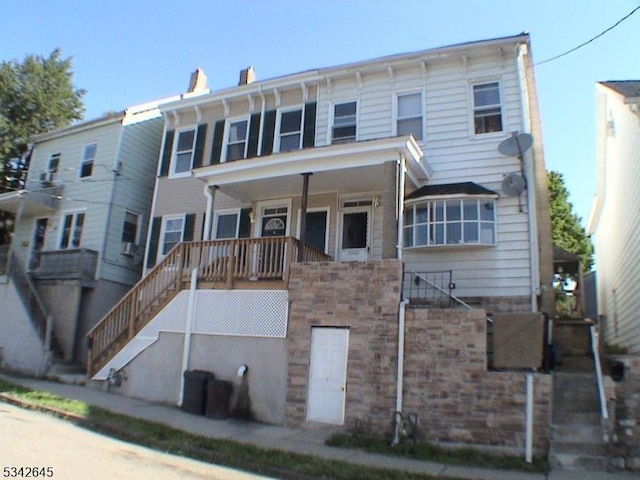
498,132 -> 533,157
502,173 -> 526,197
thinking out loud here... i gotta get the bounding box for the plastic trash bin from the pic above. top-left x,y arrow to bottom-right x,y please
205,379 -> 233,419
182,370 -> 215,415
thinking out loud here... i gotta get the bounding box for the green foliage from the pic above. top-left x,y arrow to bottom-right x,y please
0,48 -> 85,244
548,170 -> 594,271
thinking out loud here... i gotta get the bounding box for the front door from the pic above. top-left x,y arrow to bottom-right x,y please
338,207 -> 370,261
307,327 -> 349,424
259,204 -> 289,277
29,217 -> 48,269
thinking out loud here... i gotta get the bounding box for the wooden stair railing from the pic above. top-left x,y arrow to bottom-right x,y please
87,237 -> 332,376
87,243 -> 187,376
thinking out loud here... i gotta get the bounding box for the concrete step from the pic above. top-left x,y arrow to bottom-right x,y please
552,423 -> 603,442
552,411 -> 601,426
551,440 -> 608,457
549,452 -> 609,471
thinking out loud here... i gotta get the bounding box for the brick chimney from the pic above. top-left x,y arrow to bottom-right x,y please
187,68 -> 208,93
238,66 -> 256,86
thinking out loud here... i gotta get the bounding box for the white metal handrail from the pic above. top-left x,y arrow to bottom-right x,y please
590,324 -> 609,421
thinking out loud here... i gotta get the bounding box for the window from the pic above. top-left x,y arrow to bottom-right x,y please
80,143 -> 97,178
332,101 -> 357,144
173,128 -> 196,174
161,216 -> 184,255
278,109 -> 303,152
121,211 -> 140,243
396,92 -> 423,140
403,198 -> 495,247
59,212 -> 85,249
225,119 -> 249,162
473,82 -> 503,134
214,211 -> 239,239
48,153 -> 61,174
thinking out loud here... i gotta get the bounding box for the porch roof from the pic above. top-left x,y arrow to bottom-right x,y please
405,181 -> 497,200
0,185 -> 63,215
193,135 -> 429,201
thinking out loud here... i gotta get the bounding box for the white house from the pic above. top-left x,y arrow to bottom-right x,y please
589,81 -> 640,353
86,34 -> 554,454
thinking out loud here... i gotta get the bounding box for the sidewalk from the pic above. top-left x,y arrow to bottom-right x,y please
0,374 -> 636,480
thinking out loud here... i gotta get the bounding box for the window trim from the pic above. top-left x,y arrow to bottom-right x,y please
213,208 -> 242,239
393,90 -> 425,141
58,210 -> 87,250
170,126 -> 197,178
403,195 -> 497,248
158,214 -> 185,262
275,106 -> 304,153
470,80 -> 505,137
223,115 -> 250,163
79,142 -> 97,179
121,210 -> 141,245
330,100 -> 358,144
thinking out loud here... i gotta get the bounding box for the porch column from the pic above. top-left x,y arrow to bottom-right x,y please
382,160 -> 399,259
203,185 -> 218,241
297,172 -> 312,262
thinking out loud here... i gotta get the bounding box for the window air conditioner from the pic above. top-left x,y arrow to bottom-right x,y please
121,242 -> 137,256
40,171 -> 55,184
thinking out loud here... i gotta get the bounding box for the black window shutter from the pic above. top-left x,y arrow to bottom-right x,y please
193,124 -> 208,169
159,130 -> 174,176
246,113 -> 261,158
146,217 -> 161,268
238,208 -> 252,238
261,110 -> 276,156
183,213 -> 196,241
210,120 -> 225,165
302,101 -> 317,148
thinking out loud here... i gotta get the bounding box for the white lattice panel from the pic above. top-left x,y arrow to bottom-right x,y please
193,290 -> 288,338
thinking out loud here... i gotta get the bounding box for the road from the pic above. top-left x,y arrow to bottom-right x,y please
0,403 -> 275,480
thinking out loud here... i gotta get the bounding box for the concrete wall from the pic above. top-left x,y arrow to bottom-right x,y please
286,260 -> 551,454
0,280 -> 48,375
609,355 -> 640,470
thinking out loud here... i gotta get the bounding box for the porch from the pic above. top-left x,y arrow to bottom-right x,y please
87,236 -> 329,375
31,248 -> 99,285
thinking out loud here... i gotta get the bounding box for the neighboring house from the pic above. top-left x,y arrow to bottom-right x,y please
0,92 -> 195,373
589,81 -> 640,353
88,34 -> 554,455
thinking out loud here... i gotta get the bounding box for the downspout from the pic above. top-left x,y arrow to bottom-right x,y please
393,156 -> 408,445
525,372 -> 534,463
177,267 -> 199,407
202,184 -> 217,241
516,43 -> 540,312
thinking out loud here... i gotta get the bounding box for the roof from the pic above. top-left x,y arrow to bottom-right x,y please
405,182 -> 497,200
600,81 -> 640,99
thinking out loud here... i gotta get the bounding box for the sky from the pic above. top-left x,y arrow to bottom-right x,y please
1,0 -> 639,227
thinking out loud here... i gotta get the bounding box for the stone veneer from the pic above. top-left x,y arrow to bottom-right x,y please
285,260 -> 552,455
610,355 -> 640,470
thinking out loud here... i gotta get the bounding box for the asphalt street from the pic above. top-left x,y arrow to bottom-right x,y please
0,402 -> 275,480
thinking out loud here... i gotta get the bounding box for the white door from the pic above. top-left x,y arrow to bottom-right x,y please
307,327 -> 349,424
338,207 -> 370,261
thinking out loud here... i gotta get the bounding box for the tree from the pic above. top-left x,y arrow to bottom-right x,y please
0,48 -> 85,244
548,170 -> 594,272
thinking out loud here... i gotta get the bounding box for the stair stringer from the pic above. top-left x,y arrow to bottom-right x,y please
92,292 -> 189,380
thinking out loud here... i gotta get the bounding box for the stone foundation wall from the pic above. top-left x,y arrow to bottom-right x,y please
611,355 -> 640,470
286,260 -> 552,455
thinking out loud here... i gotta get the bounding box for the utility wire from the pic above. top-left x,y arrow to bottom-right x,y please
536,5 -> 640,66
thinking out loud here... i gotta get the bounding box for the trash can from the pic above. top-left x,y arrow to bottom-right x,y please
182,370 -> 215,415
205,379 -> 233,419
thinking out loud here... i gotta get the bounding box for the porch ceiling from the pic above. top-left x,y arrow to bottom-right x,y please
194,136 -> 429,202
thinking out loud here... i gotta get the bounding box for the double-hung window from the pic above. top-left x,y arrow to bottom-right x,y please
173,128 -> 197,174
403,198 -> 496,247
278,109 -> 303,152
225,119 -> 249,162
214,211 -> 240,239
59,212 -> 85,249
79,143 -> 97,178
396,92 -> 423,141
472,82 -> 503,134
161,216 -> 184,256
332,101 -> 357,144
121,211 -> 140,244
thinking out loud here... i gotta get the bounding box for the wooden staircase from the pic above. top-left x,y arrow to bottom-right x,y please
87,237 -> 330,376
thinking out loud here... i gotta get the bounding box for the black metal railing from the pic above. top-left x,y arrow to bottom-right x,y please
402,270 -> 454,307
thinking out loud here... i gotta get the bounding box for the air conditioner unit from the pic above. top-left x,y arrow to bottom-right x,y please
121,241 -> 137,256
39,171 -> 54,185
